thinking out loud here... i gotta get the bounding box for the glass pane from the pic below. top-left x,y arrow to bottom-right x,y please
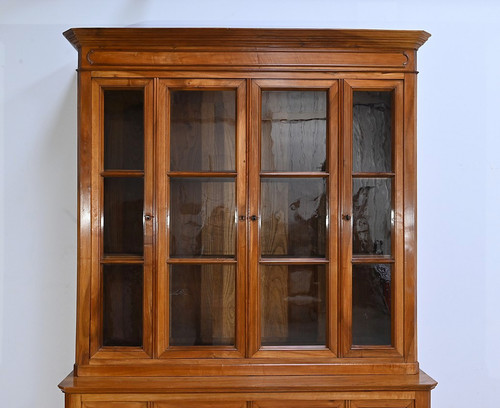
170,178 -> 236,257
103,264 -> 143,347
261,91 -> 327,172
169,264 -> 235,346
261,265 -> 326,346
104,90 -> 144,170
261,178 -> 326,257
353,91 -> 392,173
170,90 -> 236,171
352,264 -> 391,345
352,178 -> 392,256
103,177 -> 144,255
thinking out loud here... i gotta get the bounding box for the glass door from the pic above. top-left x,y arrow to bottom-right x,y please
157,79 -> 247,358
90,78 -> 154,358
249,79 -> 339,357
341,79 -> 404,358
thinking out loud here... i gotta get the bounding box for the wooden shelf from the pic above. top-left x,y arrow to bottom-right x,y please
59,370 -> 437,394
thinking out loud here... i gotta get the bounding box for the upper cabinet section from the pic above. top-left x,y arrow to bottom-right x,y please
63,28 -> 430,72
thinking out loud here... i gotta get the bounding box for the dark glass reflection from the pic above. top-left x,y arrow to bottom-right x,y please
352,264 -> 391,346
261,265 -> 326,346
261,91 -> 327,172
352,178 -> 392,256
170,90 -> 236,171
104,90 -> 144,170
169,264 -> 235,346
353,91 -> 392,173
170,178 -> 235,257
103,177 -> 144,255
103,264 -> 143,347
261,178 -> 326,257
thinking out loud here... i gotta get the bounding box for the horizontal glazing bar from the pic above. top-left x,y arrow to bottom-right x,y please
168,171 -> 237,177
101,255 -> 144,264
259,172 -> 329,177
352,256 -> 395,264
168,258 -> 237,264
352,172 -> 395,178
101,170 -> 144,177
260,258 -> 329,264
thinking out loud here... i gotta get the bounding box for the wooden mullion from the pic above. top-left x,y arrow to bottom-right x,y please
247,79 -> 262,357
327,80 -> 340,357
142,79 -> 155,358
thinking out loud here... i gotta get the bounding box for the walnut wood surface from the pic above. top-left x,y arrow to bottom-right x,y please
59,370 -> 437,394
63,26 -> 434,408
63,28 -> 430,50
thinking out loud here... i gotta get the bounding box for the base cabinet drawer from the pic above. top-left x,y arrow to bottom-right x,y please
351,401 -> 414,408
82,404 -> 148,408
254,402 -> 344,408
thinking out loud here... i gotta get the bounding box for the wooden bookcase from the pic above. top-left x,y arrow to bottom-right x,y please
59,28 -> 436,408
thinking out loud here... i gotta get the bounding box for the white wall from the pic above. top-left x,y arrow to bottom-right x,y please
1,1 -> 499,407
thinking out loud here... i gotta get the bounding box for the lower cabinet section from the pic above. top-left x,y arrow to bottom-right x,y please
61,372 -> 435,408
69,396 -> 429,408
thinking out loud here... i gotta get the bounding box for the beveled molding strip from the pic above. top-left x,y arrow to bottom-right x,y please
84,49 -> 410,70
64,28 -> 431,51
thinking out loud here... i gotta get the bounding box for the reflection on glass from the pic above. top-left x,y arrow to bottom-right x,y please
261,178 -> 326,257
261,91 -> 327,172
103,178 -> 144,255
170,90 -> 236,172
261,265 -> 326,346
103,264 -> 143,347
352,264 -> 391,345
170,178 -> 235,257
353,91 -> 392,173
169,264 -> 235,346
104,90 -> 144,170
352,178 -> 392,256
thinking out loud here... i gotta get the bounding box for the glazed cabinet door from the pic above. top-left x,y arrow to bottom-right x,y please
341,80 -> 404,358
248,79 -> 339,357
89,79 -> 154,359
156,79 -> 247,358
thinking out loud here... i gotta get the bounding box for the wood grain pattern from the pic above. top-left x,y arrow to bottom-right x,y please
64,28 -> 430,51
59,370 -> 437,393
64,27 -> 434,408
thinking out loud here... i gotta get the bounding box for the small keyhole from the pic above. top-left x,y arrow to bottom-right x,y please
250,215 -> 258,221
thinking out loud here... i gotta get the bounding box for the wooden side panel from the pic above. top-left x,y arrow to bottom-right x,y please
414,391 -> 431,408
76,70 -> 92,368
403,73 -> 418,364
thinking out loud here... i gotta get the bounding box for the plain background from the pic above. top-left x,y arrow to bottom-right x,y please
1,1 -> 499,407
